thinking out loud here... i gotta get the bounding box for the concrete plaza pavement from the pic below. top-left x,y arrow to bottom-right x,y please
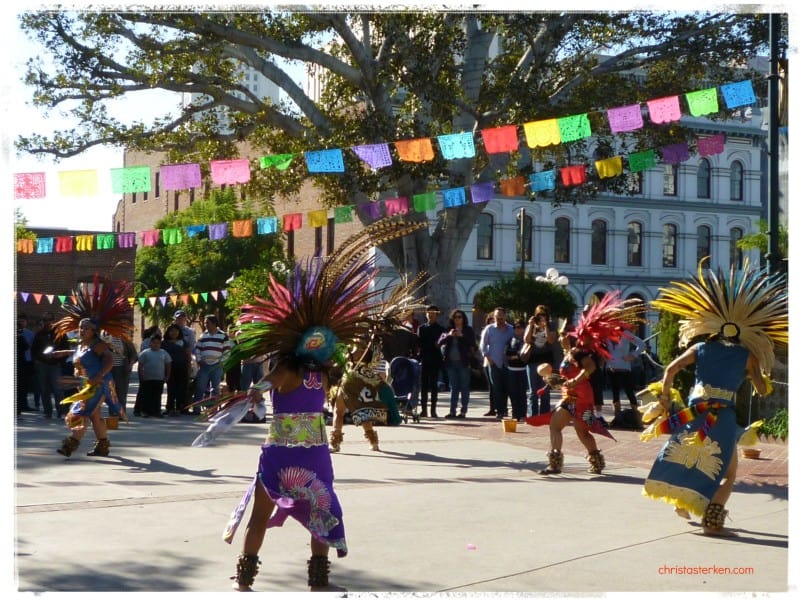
13,387 -> 791,595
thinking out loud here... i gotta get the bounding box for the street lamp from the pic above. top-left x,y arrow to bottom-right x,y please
164,285 -> 177,296
225,272 -> 237,286
517,207 -> 526,276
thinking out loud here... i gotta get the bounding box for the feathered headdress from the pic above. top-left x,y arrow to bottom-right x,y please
53,273 -> 134,342
225,218 -> 429,373
571,290 -> 646,360
650,258 -> 788,375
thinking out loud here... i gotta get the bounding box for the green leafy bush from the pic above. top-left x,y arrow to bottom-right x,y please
759,407 -> 788,441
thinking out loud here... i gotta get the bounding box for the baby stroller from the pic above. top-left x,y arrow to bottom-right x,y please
389,356 -> 421,423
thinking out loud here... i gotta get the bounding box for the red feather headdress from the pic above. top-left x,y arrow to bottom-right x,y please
570,290 -> 645,360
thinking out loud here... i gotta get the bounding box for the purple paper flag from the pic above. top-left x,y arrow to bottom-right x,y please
208,222 -> 228,240
660,142 -> 690,164
357,201 -> 383,221
352,143 -> 393,169
161,163 -> 202,191
469,182 -> 494,204
607,104 -> 644,133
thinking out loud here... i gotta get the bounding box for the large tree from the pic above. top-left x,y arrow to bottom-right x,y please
16,11 -> 773,310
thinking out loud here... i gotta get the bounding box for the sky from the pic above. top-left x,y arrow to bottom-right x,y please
3,9 -> 183,233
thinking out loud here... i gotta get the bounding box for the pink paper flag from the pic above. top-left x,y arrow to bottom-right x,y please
384,196 -> 409,217
210,159 -> 251,185
283,213 -> 303,232
697,134 -> 725,157
14,172 -> 46,199
607,104 -> 643,133
161,163 -> 202,191
646,96 -> 682,124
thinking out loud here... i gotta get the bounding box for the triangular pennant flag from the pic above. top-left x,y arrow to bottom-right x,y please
191,293 -> 200,304
210,291 -> 219,301
180,294 -> 190,305
21,292 -> 30,302
221,290 -> 228,300
138,297 -> 147,307
32,293 -> 43,304
201,292 -> 209,302
148,297 -> 158,307
58,295 -> 67,304
46,294 -> 55,304
159,296 -> 168,307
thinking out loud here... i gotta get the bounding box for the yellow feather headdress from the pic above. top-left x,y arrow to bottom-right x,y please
650,258 -> 787,375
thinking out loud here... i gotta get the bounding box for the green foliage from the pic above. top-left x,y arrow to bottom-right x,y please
758,407 -> 788,441
653,310 -> 694,398
472,273 -> 577,323
737,219 -> 789,259
14,209 -> 36,241
133,188 -> 286,326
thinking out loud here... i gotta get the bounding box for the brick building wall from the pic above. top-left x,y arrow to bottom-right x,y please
15,228 -> 136,323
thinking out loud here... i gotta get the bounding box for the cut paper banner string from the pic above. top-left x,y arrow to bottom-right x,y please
395,138 -> 435,163
470,181 -> 495,204
660,142 -> 690,165
352,143 -> 393,169
161,163 -> 202,191
646,95 -> 682,124
111,166 -> 151,194
437,132 -> 476,159
685,87 -> 719,117
59,170 -> 98,197
260,153 -> 295,170
481,125 -> 519,154
523,118 -> 561,148
14,172 -> 46,199
697,134 -> 725,157
304,149 -> 345,173
607,104 -> 644,133
210,159 -> 252,184
530,170 -> 556,192
721,80 -> 756,109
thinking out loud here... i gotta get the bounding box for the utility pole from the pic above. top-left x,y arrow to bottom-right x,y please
766,13 -> 786,274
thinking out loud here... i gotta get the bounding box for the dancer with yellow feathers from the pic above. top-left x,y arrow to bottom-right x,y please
641,259 -> 787,536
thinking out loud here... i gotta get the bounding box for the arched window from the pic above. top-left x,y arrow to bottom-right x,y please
515,213 -> 532,262
554,217 -> 570,263
730,161 -> 744,201
591,219 -> 607,265
697,225 -> 712,266
627,221 -> 643,266
697,159 -> 711,199
476,212 -> 494,260
730,227 -> 743,269
662,224 -> 677,268
663,164 -> 678,196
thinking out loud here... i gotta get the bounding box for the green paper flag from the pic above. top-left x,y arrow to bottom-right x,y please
334,206 -> 353,224
685,88 -> 719,117
557,113 -> 591,143
628,149 -> 656,173
413,191 -> 437,211
260,154 -> 295,170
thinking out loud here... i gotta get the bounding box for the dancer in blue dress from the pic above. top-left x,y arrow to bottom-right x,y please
52,275 -> 133,458
643,260 -> 787,536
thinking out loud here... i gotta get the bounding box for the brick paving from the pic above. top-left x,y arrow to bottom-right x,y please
426,397 -> 788,488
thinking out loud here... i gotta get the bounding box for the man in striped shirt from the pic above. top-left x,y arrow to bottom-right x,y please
193,315 -> 233,408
